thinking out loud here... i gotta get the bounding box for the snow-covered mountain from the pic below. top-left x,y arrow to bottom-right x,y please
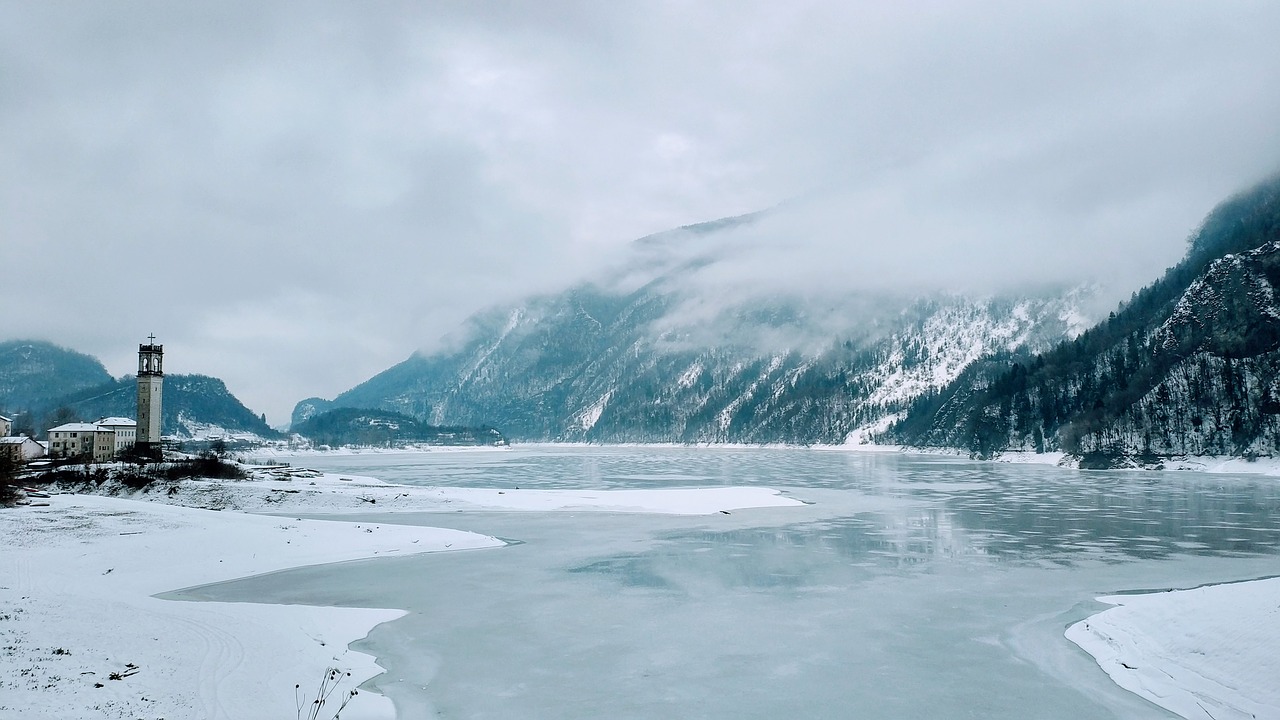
890,174 -> 1280,462
297,216 -> 1093,444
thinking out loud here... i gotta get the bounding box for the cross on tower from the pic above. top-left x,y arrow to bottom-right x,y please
147,333 -> 156,344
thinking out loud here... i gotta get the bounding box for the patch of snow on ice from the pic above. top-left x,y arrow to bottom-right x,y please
1066,577 -> 1280,720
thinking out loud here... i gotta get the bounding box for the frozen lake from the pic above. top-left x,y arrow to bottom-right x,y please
180,447 -> 1280,718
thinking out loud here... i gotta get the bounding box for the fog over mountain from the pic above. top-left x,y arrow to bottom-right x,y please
3,2 -> 1280,422
590,190 -> 1135,356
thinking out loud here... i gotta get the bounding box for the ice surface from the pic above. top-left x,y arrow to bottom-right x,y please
189,448 -> 1280,719
0,452 -> 802,719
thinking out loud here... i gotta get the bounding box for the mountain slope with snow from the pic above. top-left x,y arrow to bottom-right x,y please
298,217 -> 1091,444
890,174 -> 1280,460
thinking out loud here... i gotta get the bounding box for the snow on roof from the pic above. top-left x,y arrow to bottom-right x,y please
95,417 -> 137,427
0,436 -> 33,444
0,415 -> 12,421
48,423 -> 108,432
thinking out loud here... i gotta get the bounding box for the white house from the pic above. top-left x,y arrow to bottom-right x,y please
1,436 -> 46,462
0,415 -> 11,437
94,417 -> 137,454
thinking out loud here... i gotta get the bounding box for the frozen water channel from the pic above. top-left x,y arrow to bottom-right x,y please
178,447 -> 1280,719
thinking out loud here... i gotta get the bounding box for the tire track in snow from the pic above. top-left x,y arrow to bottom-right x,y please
162,610 -> 247,719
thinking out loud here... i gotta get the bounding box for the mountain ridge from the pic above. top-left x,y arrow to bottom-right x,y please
887,173 -> 1280,461
296,218 -> 1093,443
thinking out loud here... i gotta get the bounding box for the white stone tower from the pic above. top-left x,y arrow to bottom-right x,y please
136,335 -> 164,454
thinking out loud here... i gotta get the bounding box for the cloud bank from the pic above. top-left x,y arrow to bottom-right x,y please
2,2 -> 1279,422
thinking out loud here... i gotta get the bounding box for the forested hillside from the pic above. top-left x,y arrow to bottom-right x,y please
297,288 -> 1087,444
295,213 -> 1090,443
0,340 -> 277,440
52,374 -> 280,440
890,175 -> 1280,462
291,407 -> 505,448
0,340 -> 112,413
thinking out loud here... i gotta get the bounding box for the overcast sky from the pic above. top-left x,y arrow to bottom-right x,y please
4,1 -> 1280,425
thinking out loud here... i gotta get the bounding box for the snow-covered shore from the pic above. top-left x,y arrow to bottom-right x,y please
0,493 -> 502,720
1000,450 -> 1280,476
258,440 -> 1280,479
1066,578 -> 1280,720
1,472 -> 803,719
844,442 -> 1280,477
62,465 -> 805,516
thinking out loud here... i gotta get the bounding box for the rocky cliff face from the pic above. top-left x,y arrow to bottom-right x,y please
1069,242 -> 1280,457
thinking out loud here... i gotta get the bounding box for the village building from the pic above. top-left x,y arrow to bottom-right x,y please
43,418 -> 139,463
0,414 -> 45,464
95,417 -> 137,454
1,435 -> 46,462
47,420 -> 103,458
46,422 -> 119,462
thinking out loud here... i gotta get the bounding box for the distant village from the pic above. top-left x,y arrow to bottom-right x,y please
0,339 -> 165,466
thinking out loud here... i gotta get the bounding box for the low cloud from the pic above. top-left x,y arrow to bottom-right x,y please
3,2 -> 1280,422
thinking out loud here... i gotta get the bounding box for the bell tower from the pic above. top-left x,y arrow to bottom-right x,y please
137,335 -> 164,455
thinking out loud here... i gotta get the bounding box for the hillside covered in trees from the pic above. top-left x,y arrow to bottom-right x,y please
49,374 -> 280,440
292,211 -> 1089,445
0,341 -> 278,440
292,407 -> 506,448
890,175 -> 1280,463
0,341 -> 113,414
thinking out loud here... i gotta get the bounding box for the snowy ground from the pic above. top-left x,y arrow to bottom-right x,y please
1160,455 -> 1280,476
1,472 -> 802,719
1067,578 -> 1280,720
0,494 -> 501,720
